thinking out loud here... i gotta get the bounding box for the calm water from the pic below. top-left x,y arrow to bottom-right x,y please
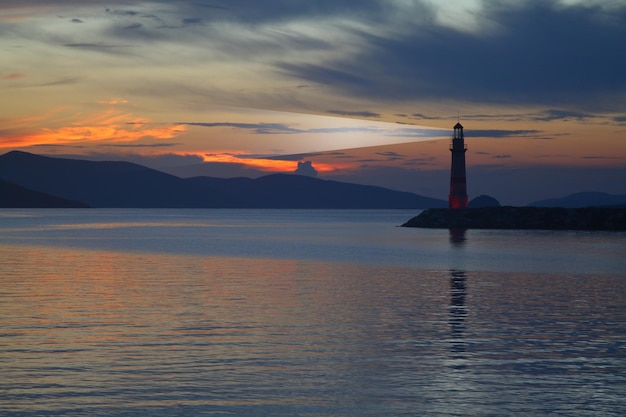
1,209 -> 625,416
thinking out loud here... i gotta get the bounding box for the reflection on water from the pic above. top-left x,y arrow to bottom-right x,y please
1,242 -> 626,416
448,228 -> 467,246
449,269 -> 467,358
1,210 -> 626,416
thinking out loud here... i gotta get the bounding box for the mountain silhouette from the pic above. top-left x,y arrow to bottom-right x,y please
528,192 -> 626,208
0,151 -> 446,209
188,174 -> 446,208
0,178 -> 88,208
0,151 -> 234,208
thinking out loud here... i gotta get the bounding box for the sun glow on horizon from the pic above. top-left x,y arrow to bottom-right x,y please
200,152 -> 344,173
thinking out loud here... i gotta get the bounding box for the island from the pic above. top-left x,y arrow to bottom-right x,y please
401,206 -> 626,231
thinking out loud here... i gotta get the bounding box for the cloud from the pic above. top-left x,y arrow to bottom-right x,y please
277,1 -> 626,110
123,23 -> 143,30
294,160 -> 317,177
181,122 -> 301,134
531,109 -> 599,122
98,98 -> 129,105
2,73 -> 25,80
15,1 -> 624,113
191,0 -> 389,25
180,120 -> 444,138
98,143 -> 179,148
182,18 -> 203,26
465,130 -> 542,138
1,109 -> 186,149
406,109 -> 614,125
376,151 -> 406,161
35,77 -> 81,87
581,155 -> 625,160
327,110 -> 381,118
64,43 -> 131,51
410,113 -> 443,120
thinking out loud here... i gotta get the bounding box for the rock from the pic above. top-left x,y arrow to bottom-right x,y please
401,207 -> 626,231
468,195 -> 500,208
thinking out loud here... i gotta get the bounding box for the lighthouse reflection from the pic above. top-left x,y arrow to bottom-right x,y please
449,228 -> 467,246
449,269 -> 468,358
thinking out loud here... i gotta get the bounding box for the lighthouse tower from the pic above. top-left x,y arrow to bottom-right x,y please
449,122 -> 468,209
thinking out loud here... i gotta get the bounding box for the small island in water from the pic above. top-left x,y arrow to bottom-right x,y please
402,206 -> 626,231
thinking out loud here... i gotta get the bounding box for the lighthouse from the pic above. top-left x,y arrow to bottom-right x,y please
449,122 -> 468,209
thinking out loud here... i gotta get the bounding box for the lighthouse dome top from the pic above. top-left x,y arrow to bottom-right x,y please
454,122 -> 463,129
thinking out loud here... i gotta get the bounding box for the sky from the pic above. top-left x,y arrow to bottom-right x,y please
1,0 -> 625,205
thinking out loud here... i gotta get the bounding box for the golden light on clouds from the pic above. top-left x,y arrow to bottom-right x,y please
0,107 -> 186,149
201,153 -> 341,173
98,98 -> 129,105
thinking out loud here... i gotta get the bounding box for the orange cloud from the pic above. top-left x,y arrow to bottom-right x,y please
2,73 -> 25,80
98,98 -> 129,105
0,108 -> 186,149
201,152 -> 342,173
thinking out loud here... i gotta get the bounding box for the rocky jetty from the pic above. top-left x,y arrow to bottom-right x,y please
402,206 -> 626,231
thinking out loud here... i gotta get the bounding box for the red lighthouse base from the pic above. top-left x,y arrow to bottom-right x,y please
449,194 -> 468,209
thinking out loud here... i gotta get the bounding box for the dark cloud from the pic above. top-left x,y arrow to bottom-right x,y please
403,156 -> 437,167
420,109 -> 612,124
376,151 -> 406,161
410,113 -> 443,120
8,1 -> 625,117
181,122 -> 301,134
278,1 -> 626,110
70,18 -> 84,23
581,155 -> 625,160
105,9 -> 141,17
465,130 -> 542,138
123,23 -> 143,30
327,110 -> 381,118
531,109 -> 599,122
180,121 -> 430,137
34,77 -> 81,87
64,43 -> 130,51
182,18 -> 204,25
200,0 -> 391,24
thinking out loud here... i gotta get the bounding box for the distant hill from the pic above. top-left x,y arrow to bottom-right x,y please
468,195 -> 500,208
0,151 -> 446,209
528,192 -> 626,208
0,151 -> 236,208
0,179 -> 88,208
188,174 -> 446,208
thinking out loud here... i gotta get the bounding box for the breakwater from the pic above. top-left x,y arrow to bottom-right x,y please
402,206 -> 626,231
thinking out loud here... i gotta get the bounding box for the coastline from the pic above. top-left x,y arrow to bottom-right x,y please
401,206 -> 626,231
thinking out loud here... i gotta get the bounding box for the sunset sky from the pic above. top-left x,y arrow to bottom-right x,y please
1,0 -> 625,205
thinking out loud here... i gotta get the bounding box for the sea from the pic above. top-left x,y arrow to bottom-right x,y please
1,209 -> 625,416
